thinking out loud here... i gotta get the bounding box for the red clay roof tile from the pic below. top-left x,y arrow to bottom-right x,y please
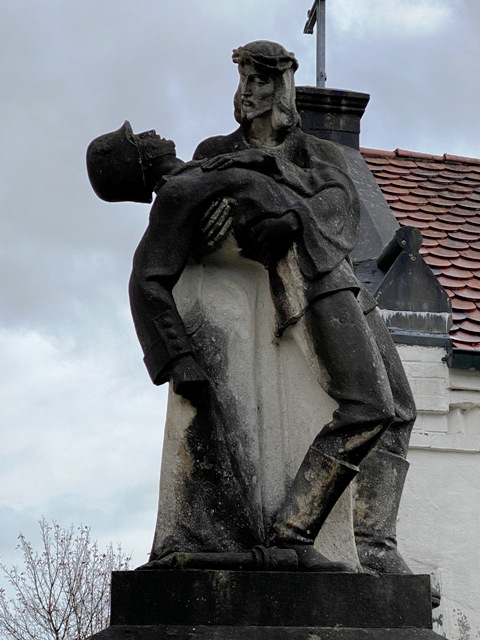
430,177 -> 455,184
437,275 -> 467,289
437,213 -> 466,224
382,185 -> 410,195
429,247 -> 459,259
463,249 -> 480,260
390,202 -> 422,212
449,207 -> 479,218
444,154 -> 480,165
422,228 -> 447,238
456,320 -> 480,333
431,221 -> 461,232
384,195 -> 399,204
395,149 -> 444,161
451,257 -> 480,270
403,173 -> 426,182
465,308 -> 480,322
380,166 -> 412,175
426,257 -> 457,270
402,218 -> 431,229
464,280 -> 480,292
455,288 -> 480,301
399,195 -> 429,205
407,211 -> 436,222
362,147 -> 396,156
362,147 -> 480,349
429,197 -> 457,207
422,237 -> 439,247
437,191 -> 470,201
457,223 -> 480,234
449,331 -> 480,346
439,266 -> 473,278
450,298 -> 477,311
420,204 -> 449,214
449,184 -> 474,193
390,159 -> 417,168
438,237 -> 469,249
457,201 -> 480,211
449,231 -> 479,241
412,188 -> 439,197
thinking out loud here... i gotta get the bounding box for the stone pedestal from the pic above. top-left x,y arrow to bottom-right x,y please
88,570 -> 446,639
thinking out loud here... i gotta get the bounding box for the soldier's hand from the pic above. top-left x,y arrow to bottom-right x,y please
248,211 -> 300,267
170,355 -> 209,406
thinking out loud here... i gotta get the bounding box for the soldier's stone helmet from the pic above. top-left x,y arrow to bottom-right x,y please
86,121 -> 175,204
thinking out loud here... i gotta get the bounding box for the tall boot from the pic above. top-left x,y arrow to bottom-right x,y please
354,448 -> 441,608
271,446 -> 358,571
353,448 -> 411,575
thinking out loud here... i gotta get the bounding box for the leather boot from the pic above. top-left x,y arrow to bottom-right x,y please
354,448 -> 411,574
354,448 -> 441,608
271,447 -> 358,571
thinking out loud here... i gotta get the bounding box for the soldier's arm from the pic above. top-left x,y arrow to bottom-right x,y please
129,195 -> 208,404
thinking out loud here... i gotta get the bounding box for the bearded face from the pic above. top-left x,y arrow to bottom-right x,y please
237,64 -> 277,123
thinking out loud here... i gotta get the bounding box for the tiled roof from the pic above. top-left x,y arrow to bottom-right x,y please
361,148 -> 480,350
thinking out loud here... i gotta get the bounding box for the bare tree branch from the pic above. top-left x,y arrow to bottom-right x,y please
0,518 -> 131,640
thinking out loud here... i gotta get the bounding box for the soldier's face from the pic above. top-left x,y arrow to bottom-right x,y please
238,68 -> 276,121
135,130 -> 161,152
134,130 -> 173,161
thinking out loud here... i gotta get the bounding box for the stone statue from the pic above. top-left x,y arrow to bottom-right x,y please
86,41 -> 417,578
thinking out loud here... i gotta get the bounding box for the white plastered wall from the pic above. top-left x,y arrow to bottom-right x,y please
397,344 -> 480,639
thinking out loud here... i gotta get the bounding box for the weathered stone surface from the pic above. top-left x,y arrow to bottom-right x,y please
89,626 -> 447,639
109,570 -> 433,628
86,570 -> 444,640
86,40 -> 437,623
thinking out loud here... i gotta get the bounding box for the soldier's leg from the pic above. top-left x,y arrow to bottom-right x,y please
307,291 -> 396,465
365,308 -> 416,455
354,308 -> 419,577
272,291 -> 395,562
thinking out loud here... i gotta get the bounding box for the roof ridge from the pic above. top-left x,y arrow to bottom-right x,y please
361,147 -> 480,165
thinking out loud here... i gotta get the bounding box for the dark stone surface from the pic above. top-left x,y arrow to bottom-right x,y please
375,226 -> 452,343
89,626 -> 447,639
110,570 -> 432,629
376,227 -> 451,317
86,47 -> 446,640
122,41 -> 418,565
294,87 -> 402,270
86,570 -> 446,639
296,86 -> 370,150
342,145 -> 399,265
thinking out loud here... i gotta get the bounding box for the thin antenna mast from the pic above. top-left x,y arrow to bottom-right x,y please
304,0 -> 326,88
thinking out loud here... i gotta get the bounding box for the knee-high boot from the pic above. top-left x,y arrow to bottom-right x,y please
354,448 -> 441,608
353,448 -> 411,574
271,446 -> 358,570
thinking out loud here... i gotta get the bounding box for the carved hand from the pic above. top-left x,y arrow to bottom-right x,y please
247,211 -> 300,267
201,148 -> 272,172
170,355 -> 209,406
201,198 -> 233,250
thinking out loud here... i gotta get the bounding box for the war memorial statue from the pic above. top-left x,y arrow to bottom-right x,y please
87,40 -> 444,638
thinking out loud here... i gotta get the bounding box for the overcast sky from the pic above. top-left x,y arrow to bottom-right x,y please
1,0 -> 479,570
